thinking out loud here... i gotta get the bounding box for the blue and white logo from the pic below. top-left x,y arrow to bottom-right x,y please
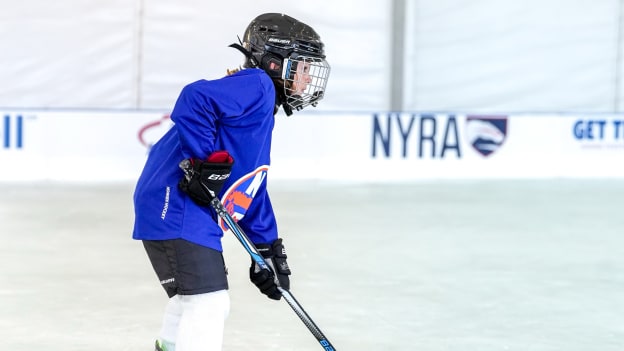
465,116 -> 508,157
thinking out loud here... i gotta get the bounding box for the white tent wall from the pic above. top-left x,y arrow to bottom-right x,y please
0,0 -> 139,108
2,1 -> 624,112
402,0 -> 623,113
617,1 -> 624,112
0,0 -> 391,111
140,0 -> 391,111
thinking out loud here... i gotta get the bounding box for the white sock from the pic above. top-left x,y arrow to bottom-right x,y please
176,290 -> 230,351
159,295 -> 183,350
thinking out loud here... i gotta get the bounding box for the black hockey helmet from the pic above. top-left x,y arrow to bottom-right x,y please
230,13 -> 330,115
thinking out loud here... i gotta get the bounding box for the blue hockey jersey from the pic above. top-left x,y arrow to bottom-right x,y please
132,68 -> 278,252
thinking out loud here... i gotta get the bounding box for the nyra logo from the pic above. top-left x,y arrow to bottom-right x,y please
372,113 -> 461,158
219,165 -> 269,231
371,113 -> 507,159
465,116 -> 507,157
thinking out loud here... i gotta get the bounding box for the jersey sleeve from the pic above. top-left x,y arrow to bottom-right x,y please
170,75 -> 269,159
169,81 -> 218,159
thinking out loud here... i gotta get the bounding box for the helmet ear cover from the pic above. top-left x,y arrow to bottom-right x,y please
260,54 -> 283,80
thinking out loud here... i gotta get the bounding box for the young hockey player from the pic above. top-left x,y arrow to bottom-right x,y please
131,13 -> 331,351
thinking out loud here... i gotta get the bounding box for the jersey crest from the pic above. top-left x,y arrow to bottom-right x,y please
219,165 -> 269,231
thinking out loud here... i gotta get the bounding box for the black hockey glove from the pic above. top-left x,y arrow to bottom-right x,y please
178,150 -> 234,206
249,238 -> 291,300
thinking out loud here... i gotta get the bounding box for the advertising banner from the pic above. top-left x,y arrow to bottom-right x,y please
0,110 -> 171,181
0,110 -> 622,182
273,113 -> 624,180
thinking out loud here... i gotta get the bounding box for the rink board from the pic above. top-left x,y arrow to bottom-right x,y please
0,109 -> 622,181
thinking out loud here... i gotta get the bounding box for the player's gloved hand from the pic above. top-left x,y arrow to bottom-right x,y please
178,150 -> 234,206
250,238 -> 291,300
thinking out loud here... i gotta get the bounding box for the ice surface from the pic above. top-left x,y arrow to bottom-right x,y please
1,180 -> 623,351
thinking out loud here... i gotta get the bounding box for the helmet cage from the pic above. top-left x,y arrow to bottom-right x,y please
237,13 -> 330,113
281,54 -> 330,111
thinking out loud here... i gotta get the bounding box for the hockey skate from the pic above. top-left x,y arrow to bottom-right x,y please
154,340 -> 166,351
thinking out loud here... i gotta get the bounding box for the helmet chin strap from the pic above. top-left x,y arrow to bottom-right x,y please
281,101 -> 294,116
275,83 -> 293,116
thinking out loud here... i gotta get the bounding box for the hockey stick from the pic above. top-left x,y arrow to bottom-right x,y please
209,197 -> 337,351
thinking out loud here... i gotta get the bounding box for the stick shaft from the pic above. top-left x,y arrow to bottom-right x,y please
209,198 -> 337,351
